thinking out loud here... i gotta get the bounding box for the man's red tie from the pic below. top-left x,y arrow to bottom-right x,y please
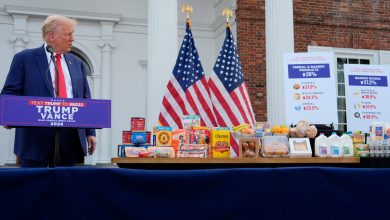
55,54 -> 67,98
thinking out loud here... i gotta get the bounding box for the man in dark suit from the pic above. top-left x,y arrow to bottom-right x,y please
1,15 -> 97,167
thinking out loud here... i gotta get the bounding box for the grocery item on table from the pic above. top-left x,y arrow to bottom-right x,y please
385,123 -> 390,139
154,126 -> 173,147
122,131 -> 131,144
352,131 -> 365,157
340,132 -> 353,157
171,129 -> 188,154
182,115 -> 201,130
288,120 -> 317,138
147,146 -> 175,158
255,122 -> 270,130
232,124 -> 254,138
177,144 -> 209,158
189,126 -> 210,144
371,122 -> 384,141
239,138 -> 260,158
272,125 -> 289,135
132,131 -> 147,145
328,132 -> 341,158
262,135 -> 289,157
314,133 -> 328,157
356,144 -> 370,158
131,117 -> 146,131
289,138 -> 312,158
210,127 -> 230,158
124,146 -> 148,157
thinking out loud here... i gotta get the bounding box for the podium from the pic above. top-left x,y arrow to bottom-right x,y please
0,95 -> 111,166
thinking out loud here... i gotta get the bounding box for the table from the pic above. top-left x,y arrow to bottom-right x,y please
111,157 -> 361,169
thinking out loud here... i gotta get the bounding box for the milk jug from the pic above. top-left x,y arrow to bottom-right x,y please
315,133 -> 328,157
340,132 -> 354,157
328,132 -> 341,158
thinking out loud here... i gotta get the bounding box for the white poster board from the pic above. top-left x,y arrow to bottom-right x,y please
284,52 -> 338,125
344,64 -> 390,132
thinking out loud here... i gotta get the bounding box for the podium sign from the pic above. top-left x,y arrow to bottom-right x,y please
0,95 -> 111,128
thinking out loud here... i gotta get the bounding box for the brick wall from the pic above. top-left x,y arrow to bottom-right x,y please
294,0 -> 390,51
236,0 -> 390,122
236,0 -> 266,122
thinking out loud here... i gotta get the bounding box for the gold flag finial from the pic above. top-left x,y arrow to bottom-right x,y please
182,4 -> 193,19
222,8 -> 233,23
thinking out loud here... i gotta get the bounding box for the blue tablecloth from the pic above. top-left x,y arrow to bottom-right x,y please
0,167 -> 389,220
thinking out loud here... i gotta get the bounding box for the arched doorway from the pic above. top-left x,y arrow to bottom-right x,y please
70,47 -> 95,97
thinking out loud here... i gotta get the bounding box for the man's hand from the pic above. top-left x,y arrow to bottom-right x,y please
87,136 -> 97,155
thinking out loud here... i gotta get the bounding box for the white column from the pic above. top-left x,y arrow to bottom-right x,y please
147,0 -> 177,130
96,21 -> 116,164
265,0 -> 294,125
4,14 -> 29,165
139,60 -> 148,115
83,74 -> 101,165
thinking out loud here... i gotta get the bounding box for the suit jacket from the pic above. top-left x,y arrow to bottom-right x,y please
1,45 -> 95,160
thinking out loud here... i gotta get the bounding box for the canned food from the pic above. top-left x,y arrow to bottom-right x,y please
122,131 -> 131,144
356,144 -> 369,158
131,117 -> 145,131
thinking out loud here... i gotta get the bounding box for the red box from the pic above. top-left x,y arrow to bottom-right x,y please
131,117 -> 145,131
122,131 -> 132,144
146,131 -> 151,144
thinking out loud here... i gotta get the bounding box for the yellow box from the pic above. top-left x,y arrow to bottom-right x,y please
153,126 -> 172,147
210,128 -> 230,158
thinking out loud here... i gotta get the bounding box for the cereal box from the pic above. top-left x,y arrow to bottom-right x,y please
153,126 -> 172,147
182,115 -> 201,129
189,126 -> 210,145
171,129 -> 188,154
210,128 -> 230,158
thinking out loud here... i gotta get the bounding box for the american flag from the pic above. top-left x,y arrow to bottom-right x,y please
208,25 -> 256,156
158,21 -> 217,129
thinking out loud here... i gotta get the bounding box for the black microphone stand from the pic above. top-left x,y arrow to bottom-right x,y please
47,46 -> 61,167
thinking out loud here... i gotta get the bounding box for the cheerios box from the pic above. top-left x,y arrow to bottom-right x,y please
210,127 -> 230,158
153,126 -> 172,147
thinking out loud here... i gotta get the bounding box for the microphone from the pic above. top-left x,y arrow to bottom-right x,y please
46,45 -> 54,55
43,55 -> 57,98
45,45 -> 60,97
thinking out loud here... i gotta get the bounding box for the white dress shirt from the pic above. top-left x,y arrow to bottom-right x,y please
44,43 -> 74,98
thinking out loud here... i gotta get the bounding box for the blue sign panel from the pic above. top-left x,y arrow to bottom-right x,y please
288,64 -> 330,79
0,95 -> 111,128
348,75 -> 388,87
